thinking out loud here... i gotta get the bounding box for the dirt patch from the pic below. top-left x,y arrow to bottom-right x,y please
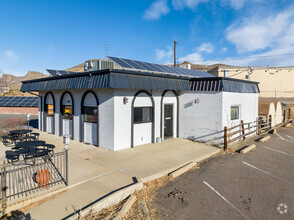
0,117 -> 26,141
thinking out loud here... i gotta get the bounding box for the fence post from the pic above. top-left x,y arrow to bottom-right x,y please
224,126 -> 228,152
269,115 -> 272,128
241,120 -> 245,140
1,161 -> 7,217
258,118 -> 261,135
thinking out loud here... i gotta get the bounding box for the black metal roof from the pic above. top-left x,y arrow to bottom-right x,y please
190,77 -> 260,93
20,69 -> 259,94
21,69 -> 191,92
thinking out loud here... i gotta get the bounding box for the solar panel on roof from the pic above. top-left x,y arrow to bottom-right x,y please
47,69 -> 60,77
0,96 -> 39,107
57,70 -> 70,75
46,69 -> 81,77
108,56 -> 213,78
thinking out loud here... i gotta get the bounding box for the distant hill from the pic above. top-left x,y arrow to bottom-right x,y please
0,71 -> 47,96
66,63 -> 84,72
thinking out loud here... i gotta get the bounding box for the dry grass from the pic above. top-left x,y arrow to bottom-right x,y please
83,197 -> 128,220
125,176 -> 169,220
0,117 -> 26,141
82,176 -> 169,220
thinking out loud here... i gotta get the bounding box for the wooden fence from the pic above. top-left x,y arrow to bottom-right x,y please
224,116 -> 272,151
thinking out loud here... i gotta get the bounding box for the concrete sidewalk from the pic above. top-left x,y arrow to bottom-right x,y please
2,130 -> 220,219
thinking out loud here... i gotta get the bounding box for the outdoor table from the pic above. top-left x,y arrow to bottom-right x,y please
14,140 -> 47,159
15,140 -> 46,150
10,129 -> 33,136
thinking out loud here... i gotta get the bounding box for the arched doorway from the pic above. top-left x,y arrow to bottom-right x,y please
81,91 -> 99,146
44,92 -> 55,134
60,92 -> 74,139
131,91 -> 155,147
161,90 -> 179,140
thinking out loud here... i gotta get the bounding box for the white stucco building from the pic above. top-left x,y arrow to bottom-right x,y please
21,57 -> 259,151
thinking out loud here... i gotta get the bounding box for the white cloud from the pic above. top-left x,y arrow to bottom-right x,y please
143,0 -> 170,20
197,42 -> 214,53
226,9 -> 294,53
178,52 -> 203,63
172,0 -> 208,10
5,50 -> 19,62
222,47 -> 228,52
156,46 -> 173,62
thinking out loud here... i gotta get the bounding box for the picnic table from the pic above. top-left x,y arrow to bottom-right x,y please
14,140 -> 49,159
9,129 -> 34,144
15,140 -> 46,150
10,129 -> 33,136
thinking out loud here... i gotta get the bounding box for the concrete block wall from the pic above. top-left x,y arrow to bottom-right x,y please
179,91 -> 223,143
39,88 -> 115,150
222,92 -> 258,128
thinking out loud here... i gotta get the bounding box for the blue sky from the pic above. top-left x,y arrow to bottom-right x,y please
0,0 -> 294,76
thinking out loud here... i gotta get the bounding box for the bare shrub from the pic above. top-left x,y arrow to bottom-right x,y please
0,117 -> 26,140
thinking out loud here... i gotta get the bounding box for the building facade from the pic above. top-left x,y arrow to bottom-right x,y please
21,61 -> 259,151
208,66 -> 294,98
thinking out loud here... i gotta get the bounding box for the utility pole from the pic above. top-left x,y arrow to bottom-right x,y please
174,40 -> 178,67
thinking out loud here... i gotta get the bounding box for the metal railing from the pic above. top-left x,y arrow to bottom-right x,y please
0,151 -> 68,213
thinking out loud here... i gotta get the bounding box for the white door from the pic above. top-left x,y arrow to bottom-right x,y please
63,119 -> 72,138
84,122 -> 97,145
46,116 -> 53,134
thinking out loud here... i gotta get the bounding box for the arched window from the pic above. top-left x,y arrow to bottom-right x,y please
131,91 -> 155,147
44,92 -> 55,134
61,93 -> 73,120
81,91 -> 99,146
45,93 -> 54,116
82,92 -> 98,123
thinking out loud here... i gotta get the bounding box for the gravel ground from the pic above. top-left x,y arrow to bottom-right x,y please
153,126 -> 294,220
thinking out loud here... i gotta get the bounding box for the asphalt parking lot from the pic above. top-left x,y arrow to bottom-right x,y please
154,126 -> 294,219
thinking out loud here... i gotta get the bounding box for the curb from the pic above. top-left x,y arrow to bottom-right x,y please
70,181 -> 143,219
168,161 -> 197,178
259,135 -> 270,142
114,195 -> 137,220
240,144 -> 256,154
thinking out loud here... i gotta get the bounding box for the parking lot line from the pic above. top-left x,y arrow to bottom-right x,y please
277,138 -> 294,144
203,181 -> 248,219
287,135 -> 294,141
276,133 -> 285,140
263,146 -> 294,157
242,161 -> 294,187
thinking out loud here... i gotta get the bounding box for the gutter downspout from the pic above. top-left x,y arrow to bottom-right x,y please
27,91 -> 42,131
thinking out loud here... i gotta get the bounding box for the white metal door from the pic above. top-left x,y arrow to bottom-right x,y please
46,116 -> 53,134
84,122 -> 97,145
63,119 -> 72,138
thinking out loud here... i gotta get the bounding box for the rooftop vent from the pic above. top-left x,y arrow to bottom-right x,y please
179,63 -> 191,69
84,60 -> 115,72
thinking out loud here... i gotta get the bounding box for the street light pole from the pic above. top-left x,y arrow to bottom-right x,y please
26,113 -> 30,130
63,134 -> 70,186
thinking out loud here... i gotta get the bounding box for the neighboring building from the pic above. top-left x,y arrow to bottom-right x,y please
20,57 -> 259,151
208,66 -> 294,98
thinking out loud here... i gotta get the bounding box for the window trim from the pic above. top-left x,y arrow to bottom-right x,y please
133,106 -> 153,124
231,105 -> 240,121
83,106 -> 98,123
62,105 -> 73,120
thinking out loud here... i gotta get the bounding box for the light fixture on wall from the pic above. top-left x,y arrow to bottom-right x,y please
123,97 -> 128,104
